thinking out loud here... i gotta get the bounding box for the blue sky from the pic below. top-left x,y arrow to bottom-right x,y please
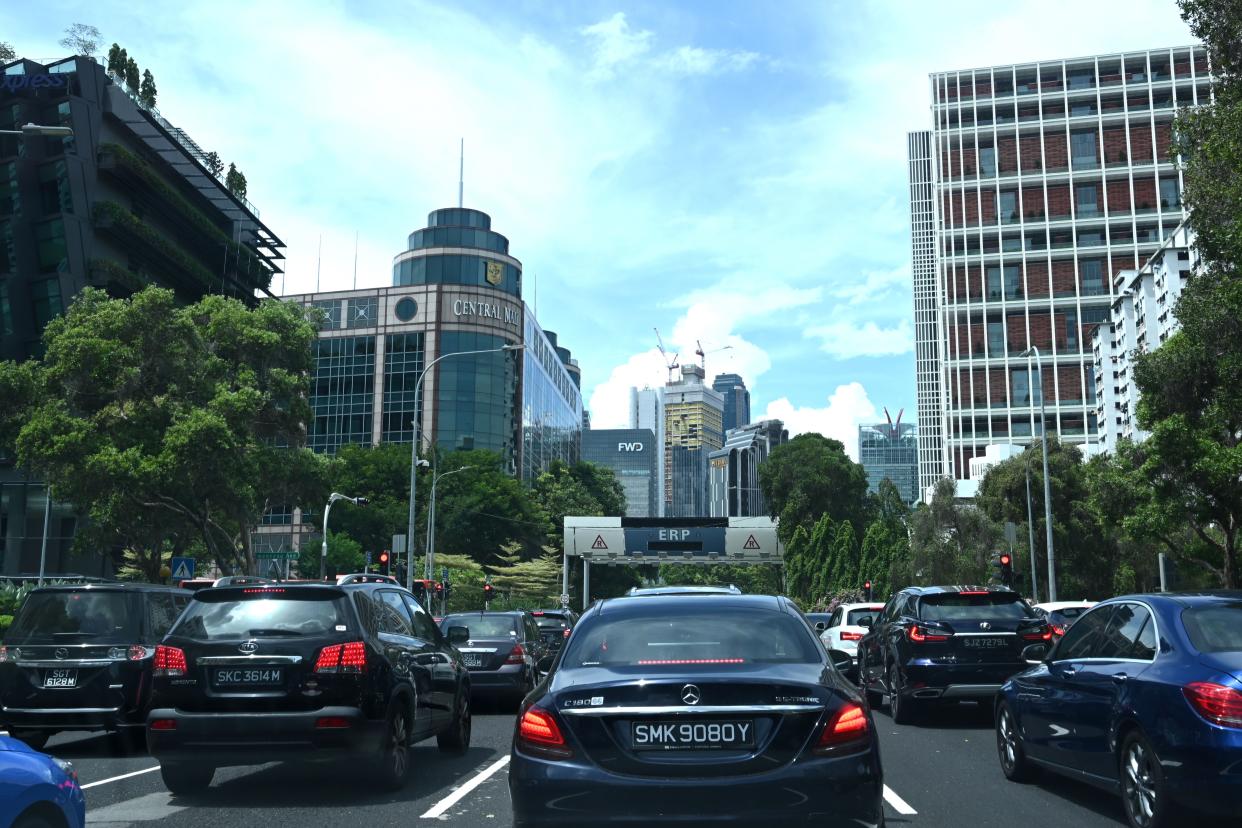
6,1 -> 1192,456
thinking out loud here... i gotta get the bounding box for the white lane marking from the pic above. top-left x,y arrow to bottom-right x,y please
86,790 -> 186,824
81,766 -> 161,789
420,755 -> 511,819
884,784 -> 917,815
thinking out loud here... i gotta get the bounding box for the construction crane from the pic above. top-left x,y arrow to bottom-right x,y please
654,328 -> 680,383
695,339 -> 734,372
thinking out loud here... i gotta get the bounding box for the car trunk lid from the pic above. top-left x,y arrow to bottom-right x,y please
914,592 -> 1046,665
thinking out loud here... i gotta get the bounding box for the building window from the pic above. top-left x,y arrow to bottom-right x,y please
35,218 -> 67,273
38,161 -> 72,215
30,278 -> 63,331
1081,259 -> 1106,295
309,335 -> 375,454
0,161 -> 17,217
1066,310 -> 1079,350
986,267 -> 1002,301
1012,368 -> 1030,406
0,220 -> 12,273
381,332 -> 425,444
988,321 -> 1005,354
1070,131 -> 1098,169
394,296 -> 417,322
999,190 -> 1017,221
311,299 -> 342,330
0,281 -> 13,336
346,296 -> 377,328
1003,265 -> 1021,299
1160,178 -> 1180,210
1077,184 -> 1099,217
979,146 -> 996,177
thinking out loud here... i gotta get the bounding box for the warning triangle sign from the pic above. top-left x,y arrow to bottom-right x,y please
742,534 -> 761,550
172,560 -> 193,580
591,535 -> 609,550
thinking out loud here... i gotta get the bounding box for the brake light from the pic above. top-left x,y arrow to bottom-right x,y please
959,590 -> 990,595
506,643 -> 526,665
149,719 -> 177,731
563,628 -> 571,639
518,706 -> 572,758
1051,624 -> 1066,637
242,587 -> 287,594
315,641 -> 368,674
1022,626 -> 1054,642
814,702 -> 870,754
1183,682 -> 1242,728
315,716 -> 351,729
153,645 -> 187,677
841,631 -> 864,641
907,625 -> 950,643
635,658 -> 746,665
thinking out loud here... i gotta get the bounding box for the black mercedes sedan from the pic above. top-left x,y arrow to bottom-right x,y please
507,593 -> 883,827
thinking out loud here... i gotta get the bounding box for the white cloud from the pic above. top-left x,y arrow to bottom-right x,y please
655,46 -> 761,75
763,383 -> 879,460
805,319 -> 914,359
580,12 -> 653,79
831,264 -> 911,306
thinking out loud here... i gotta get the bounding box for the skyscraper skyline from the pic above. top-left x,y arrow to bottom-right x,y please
712,372 -> 751,433
664,364 -> 725,517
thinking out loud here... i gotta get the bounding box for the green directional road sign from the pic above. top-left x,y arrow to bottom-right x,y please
255,550 -> 300,560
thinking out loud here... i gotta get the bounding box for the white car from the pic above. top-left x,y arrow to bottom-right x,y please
819,603 -> 886,658
1032,600 -> 1096,639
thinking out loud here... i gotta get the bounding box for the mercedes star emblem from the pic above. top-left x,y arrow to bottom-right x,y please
979,622 -> 992,631
681,684 -> 701,706
54,647 -> 68,660
239,640 -> 259,655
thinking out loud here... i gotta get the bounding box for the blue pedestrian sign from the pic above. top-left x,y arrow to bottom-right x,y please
170,557 -> 195,581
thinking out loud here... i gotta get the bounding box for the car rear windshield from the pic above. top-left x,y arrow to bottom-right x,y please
1049,609 -> 1086,624
846,608 -> 881,626
5,591 -> 139,644
441,615 -> 517,638
1182,604 -> 1242,653
172,589 -> 347,640
920,593 -> 1031,622
535,618 -> 569,630
562,609 -> 820,667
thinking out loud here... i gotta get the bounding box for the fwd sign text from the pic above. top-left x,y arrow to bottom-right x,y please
618,442 -> 644,452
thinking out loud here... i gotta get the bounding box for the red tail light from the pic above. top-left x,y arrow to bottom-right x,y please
153,645 -> 187,677
315,641 -> 368,674
128,645 -> 149,661
814,702 -> 870,754
1183,682 -> 1242,728
1022,626 -> 1054,641
841,631 -> 864,641
563,628 -> 571,639
907,625 -> 950,643
506,643 -> 526,665
149,718 -> 177,731
0,646 -> 9,663
315,716 -> 351,729
518,706 -> 572,758
1051,624 -> 1066,637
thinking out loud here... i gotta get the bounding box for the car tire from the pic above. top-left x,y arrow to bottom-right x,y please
888,664 -> 917,725
438,690 -> 471,755
13,810 -> 59,828
1119,730 -> 1187,828
159,761 -> 214,794
996,702 -> 1038,782
376,703 -> 413,791
10,730 -> 49,751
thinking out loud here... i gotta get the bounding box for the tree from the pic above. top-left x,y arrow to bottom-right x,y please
204,151 -> 224,179
225,163 -> 248,199
105,43 -> 122,75
0,42 -> 16,64
124,57 -> 139,92
905,479 -> 999,587
296,531 -> 363,579
59,24 -> 101,59
139,69 -> 157,108
487,543 -> 561,602
758,433 -> 869,542
4,286 -> 325,577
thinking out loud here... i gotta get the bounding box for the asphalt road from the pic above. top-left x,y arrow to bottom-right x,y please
38,698 -> 1134,827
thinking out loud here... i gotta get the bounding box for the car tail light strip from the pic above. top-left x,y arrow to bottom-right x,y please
635,658 -> 747,665
907,625 -> 950,643
1021,626 -> 1054,642
315,641 -> 368,674
505,644 -> 526,665
153,645 -> 187,677
814,702 -> 870,754
1183,682 -> 1242,729
518,706 -> 573,759
840,631 -> 864,641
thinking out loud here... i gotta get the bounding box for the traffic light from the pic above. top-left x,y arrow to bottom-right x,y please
863,580 -> 873,601
483,583 -> 495,605
379,550 -> 390,575
999,553 -> 1013,588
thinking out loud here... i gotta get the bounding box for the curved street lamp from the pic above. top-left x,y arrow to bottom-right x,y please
406,342 -> 523,590
424,465 -> 473,581
1019,346 -> 1057,602
320,492 -> 368,579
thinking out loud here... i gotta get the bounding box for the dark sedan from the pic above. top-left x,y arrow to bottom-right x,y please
996,592 -> 1242,828
508,593 -> 883,827
440,611 -> 549,706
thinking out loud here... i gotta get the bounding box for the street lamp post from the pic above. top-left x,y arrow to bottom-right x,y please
424,466 -> 473,581
406,343 -> 523,590
1024,455 -> 1040,602
1019,346 -> 1057,602
0,123 -> 75,139
320,492 -> 368,579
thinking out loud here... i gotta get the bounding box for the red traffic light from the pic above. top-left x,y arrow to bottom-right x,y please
1000,554 -> 1011,566
864,580 -> 872,589
379,551 -> 390,564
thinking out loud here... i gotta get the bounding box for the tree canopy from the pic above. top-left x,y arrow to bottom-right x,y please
758,433 -> 869,541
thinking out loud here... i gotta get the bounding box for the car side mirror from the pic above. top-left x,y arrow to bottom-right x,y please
828,649 -> 853,672
446,626 -> 470,645
1021,643 -> 1050,663
815,622 -> 827,632
858,616 -> 873,628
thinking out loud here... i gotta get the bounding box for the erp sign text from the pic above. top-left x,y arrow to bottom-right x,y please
623,527 -> 726,556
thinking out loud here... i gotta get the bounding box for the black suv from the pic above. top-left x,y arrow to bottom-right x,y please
857,585 -> 1048,724
0,583 -> 192,750
146,581 -> 471,793
530,609 -> 577,657
438,611 -> 549,706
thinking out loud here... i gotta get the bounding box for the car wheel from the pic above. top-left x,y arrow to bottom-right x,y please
438,690 -> 471,755
376,704 -> 412,791
10,730 -> 49,751
1119,730 -> 1186,828
159,761 -> 214,794
996,702 -> 1037,782
13,810 -> 59,828
889,664 -> 917,725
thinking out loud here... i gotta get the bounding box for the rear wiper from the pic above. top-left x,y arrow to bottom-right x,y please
247,628 -> 304,637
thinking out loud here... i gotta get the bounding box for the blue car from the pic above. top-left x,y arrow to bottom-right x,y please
0,733 -> 85,828
994,592 -> 1242,828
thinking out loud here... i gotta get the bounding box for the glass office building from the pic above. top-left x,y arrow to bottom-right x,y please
859,421 -> 919,506
582,429 -> 658,517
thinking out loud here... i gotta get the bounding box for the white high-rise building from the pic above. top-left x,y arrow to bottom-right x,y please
909,130 -> 943,496
628,386 -> 666,516
913,46 -> 1212,486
